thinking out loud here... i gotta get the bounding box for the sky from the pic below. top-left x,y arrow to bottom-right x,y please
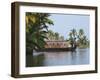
48,13 -> 90,40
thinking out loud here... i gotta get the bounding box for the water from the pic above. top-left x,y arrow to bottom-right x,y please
26,48 -> 89,67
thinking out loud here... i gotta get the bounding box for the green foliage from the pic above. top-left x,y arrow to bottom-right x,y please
46,30 -> 64,41
60,36 -> 64,40
68,28 -> 89,48
26,12 -> 54,54
77,29 -> 89,48
68,29 -> 77,48
54,32 -> 59,40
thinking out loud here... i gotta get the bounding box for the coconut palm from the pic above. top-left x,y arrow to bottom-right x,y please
82,36 -> 87,45
60,36 -> 64,40
47,30 -> 54,40
78,29 -> 85,44
77,29 -> 89,48
26,13 -> 54,55
55,32 -> 59,40
68,29 -> 77,48
78,29 -> 84,40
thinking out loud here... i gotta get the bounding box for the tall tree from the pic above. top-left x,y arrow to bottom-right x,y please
55,32 -> 59,40
47,30 -> 54,40
60,36 -> 64,40
68,28 -> 89,48
68,29 -> 77,48
78,29 -> 84,40
77,29 -> 89,48
26,13 -> 54,55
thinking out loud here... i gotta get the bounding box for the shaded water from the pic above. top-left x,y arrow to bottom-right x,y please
26,48 -> 89,67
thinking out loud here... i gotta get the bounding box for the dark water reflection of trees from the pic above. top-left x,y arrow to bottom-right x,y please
26,48 -> 89,67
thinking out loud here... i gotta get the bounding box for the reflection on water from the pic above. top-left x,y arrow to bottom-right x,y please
26,48 -> 89,67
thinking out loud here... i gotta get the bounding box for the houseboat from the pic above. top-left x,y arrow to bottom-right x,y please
36,40 -> 77,52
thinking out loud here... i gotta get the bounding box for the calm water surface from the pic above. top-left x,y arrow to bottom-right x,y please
26,48 -> 89,67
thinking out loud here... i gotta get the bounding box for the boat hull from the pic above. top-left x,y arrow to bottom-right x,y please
36,47 -> 76,52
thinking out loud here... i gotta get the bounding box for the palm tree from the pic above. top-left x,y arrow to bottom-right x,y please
78,29 -> 84,40
82,36 -> 87,45
68,29 -> 77,48
55,32 -> 59,40
60,36 -> 64,40
77,29 -> 89,48
71,29 -> 77,38
26,12 -> 54,55
47,30 -> 54,40
78,29 -> 85,44
68,28 -> 89,48
68,32 -> 73,47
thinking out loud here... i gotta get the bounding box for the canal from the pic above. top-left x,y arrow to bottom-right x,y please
26,48 -> 89,67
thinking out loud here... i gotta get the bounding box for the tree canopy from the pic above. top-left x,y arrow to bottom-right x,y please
26,13 -> 54,54
68,28 -> 89,48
